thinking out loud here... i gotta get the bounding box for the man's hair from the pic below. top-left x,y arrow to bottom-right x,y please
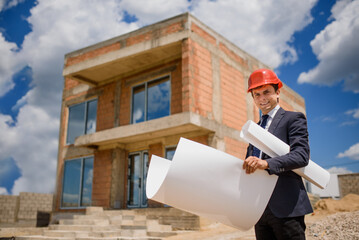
250,84 -> 279,96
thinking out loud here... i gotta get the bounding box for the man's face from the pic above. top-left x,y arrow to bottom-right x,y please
252,84 -> 280,115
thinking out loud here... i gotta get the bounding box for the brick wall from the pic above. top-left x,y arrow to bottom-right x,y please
224,136 -> 248,160
148,143 -> 165,207
220,60 -> 247,131
0,195 -> 19,223
0,192 -> 53,223
188,40 -> 213,118
97,82 -> 115,131
17,192 -> 53,221
92,150 -> 113,208
338,173 -> 359,197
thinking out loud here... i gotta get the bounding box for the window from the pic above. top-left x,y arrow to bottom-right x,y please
166,146 -> 177,160
67,99 -> 97,144
61,156 -> 94,208
131,76 -> 170,124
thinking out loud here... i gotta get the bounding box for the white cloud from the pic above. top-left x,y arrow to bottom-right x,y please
190,0 -> 317,68
119,0 -> 189,25
337,142 -> 359,160
0,0 -> 25,11
326,166 -> 352,174
0,0 -> 139,194
346,107 -> 359,119
0,105 -> 59,194
0,187 -> 9,195
0,34 -> 24,97
298,0 -> 359,93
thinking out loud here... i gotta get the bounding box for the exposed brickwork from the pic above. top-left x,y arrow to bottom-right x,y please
188,135 -> 208,146
64,77 -> 81,90
119,80 -> 131,126
127,21 -> 186,47
65,42 -> 122,67
97,82 -> 115,131
189,40 -> 213,117
280,87 -> 305,110
148,143 -> 165,207
171,61 -> 183,114
17,192 -> 53,220
181,38 -> 192,112
279,99 -> 294,112
191,22 -> 217,46
92,150 -> 113,208
0,195 -> 19,223
0,193 -> 53,223
338,173 -> 359,197
220,60 -> 247,130
149,143 -> 164,161
224,137 -> 248,160
219,42 -> 248,69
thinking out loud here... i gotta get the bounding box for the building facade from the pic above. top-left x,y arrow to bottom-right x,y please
55,13 -> 306,212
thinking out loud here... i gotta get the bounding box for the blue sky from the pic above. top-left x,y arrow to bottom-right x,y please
0,0 -> 358,195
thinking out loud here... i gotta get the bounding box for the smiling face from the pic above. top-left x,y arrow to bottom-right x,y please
251,84 -> 280,115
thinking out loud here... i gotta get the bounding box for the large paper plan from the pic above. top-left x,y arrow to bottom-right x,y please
146,138 -> 278,230
240,120 -> 330,189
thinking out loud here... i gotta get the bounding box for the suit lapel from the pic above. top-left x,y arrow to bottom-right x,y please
268,107 -> 285,134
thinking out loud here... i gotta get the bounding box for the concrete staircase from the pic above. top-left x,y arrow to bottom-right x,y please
16,207 -> 199,240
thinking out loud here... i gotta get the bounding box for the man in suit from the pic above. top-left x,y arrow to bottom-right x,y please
243,69 -> 313,240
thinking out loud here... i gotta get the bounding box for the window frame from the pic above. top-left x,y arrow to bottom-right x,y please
60,156 -> 94,209
66,98 -> 98,145
130,75 -> 171,124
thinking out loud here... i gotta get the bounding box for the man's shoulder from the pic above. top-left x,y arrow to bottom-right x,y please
281,108 -> 306,119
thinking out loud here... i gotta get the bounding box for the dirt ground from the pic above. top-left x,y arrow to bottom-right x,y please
1,194 -> 358,239
168,193 -> 359,240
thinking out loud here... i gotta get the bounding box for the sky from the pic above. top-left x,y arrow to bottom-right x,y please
0,0 -> 358,195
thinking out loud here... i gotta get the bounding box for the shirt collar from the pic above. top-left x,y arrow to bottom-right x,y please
265,104 -> 280,119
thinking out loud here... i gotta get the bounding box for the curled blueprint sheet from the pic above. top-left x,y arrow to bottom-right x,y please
146,138 -> 278,231
240,120 -> 330,189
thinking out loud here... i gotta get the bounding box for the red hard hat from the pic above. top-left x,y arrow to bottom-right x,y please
247,69 -> 283,93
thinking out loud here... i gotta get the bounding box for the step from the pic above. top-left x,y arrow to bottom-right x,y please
49,224 -> 119,231
42,230 -> 90,238
59,218 -> 110,226
146,220 -> 172,232
73,214 -> 109,220
88,230 -> 122,238
85,207 -> 104,215
16,236 -> 73,240
120,228 -> 147,237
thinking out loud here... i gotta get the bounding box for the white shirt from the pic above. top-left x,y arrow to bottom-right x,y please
262,104 -> 280,130
258,104 -> 280,158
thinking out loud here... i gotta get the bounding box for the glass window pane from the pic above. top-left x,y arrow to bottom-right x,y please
142,153 -> 148,206
62,159 -> 81,207
67,103 -> 85,144
86,100 -> 97,134
81,157 -> 93,207
147,78 -> 170,121
166,147 -> 176,161
132,85 -> 145,124
128,154 -> 141,206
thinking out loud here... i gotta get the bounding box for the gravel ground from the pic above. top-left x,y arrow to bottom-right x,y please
306,211 -> 359,240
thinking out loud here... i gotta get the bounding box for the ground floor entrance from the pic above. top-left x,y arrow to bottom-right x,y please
127,150 -> 149,208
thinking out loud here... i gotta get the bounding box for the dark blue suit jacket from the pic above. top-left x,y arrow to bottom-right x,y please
246,107 -> 313,218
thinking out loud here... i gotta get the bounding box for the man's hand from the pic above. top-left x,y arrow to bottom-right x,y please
243,156 -> 269,174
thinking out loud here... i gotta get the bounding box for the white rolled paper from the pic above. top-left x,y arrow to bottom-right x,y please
146,137 -> 278,230
240,120 -> 330,189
